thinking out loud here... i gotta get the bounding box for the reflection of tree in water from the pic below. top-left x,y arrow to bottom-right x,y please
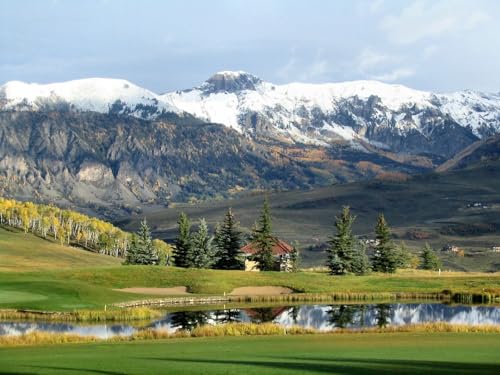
244,307 -> 289,323
290,306 -> 300,324
375,304 -> 391,328
169,311 -> 209,331
327,305 -> 357,328
358,304 -> 367,327
212,309 -> 242,324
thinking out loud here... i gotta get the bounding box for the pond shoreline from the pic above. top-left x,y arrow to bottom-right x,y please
0,290 -> 498,322
1,322 -> 499,347
114,290 -> 499,308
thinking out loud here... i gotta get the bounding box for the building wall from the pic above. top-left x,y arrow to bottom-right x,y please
245,259 -> 260,272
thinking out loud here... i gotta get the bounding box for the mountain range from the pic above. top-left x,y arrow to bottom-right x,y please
0,71 -> 499,216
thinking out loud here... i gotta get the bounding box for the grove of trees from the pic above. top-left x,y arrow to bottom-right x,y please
173,207 -> 245,270
0,197 -> 172,263
326,208 -> 441,275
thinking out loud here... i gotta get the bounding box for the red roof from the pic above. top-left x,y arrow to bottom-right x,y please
241,238 -> 293,256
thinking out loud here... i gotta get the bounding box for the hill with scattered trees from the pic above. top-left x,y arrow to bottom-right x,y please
0,197 -> 172,262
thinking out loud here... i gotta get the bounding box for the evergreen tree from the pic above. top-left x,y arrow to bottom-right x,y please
372,214 -> 398,273
289,245 -> 300,272
420,243 -> 442,270
214,208 -> 244,270
173,212 -> 191,268
125,219 -> 158,265
395,241 -> 413,269
326,206 -> 356,275
124,234 -> 139,265
251,197 -> 275,271
134,219 -> 158,265
351,240 -> 371,275
188,218 -> 215,268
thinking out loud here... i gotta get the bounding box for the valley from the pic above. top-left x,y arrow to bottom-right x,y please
119,160 -> 500,271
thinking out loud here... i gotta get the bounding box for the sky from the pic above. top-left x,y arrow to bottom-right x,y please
1,0 -> 499,93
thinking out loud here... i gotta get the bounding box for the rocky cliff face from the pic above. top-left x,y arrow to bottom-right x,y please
0,110 -> 426,216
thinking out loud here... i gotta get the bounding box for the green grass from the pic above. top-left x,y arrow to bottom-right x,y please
0,227 -> 120,272
0,333 -> 499,374
0,265 -> 498,311
0,228 -> 498,311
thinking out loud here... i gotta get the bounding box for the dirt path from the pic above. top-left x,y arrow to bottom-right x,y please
229,286 -> 293,296
114,286 -> 190,295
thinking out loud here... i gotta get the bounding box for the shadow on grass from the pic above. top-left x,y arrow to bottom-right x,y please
10,366 -> 126,375
142,356 -> 500,374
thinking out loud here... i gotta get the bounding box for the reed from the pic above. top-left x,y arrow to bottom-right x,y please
226,291 -> 445,303
190,322 -> 316,337
337,322 -> 500,334
451,291 -> 499,304
0,332 -> 100,346
115,290 -> 500,308
2,322 -> 499,347
0,307 -> 161,322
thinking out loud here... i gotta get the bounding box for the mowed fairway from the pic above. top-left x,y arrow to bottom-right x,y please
1,265 -> 500,311
0,227 -> 130,310
0,333 -> 499,374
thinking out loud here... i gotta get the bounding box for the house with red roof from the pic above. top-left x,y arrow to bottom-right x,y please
240,237 -> 294,271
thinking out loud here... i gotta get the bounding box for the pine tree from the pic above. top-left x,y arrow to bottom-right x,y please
395,241 -> 413,269
372,214 -> 398,273
125,234 -> 139,265
134,219 -> 158,265
351,240 -> 371,275
252,197 -> 275,271
173,212 -> 191,268
420,243 -> 442,270
188,219 -> 215,268
125,219 -> 158,265
326,206 -> 356,275
289,245 -> 300,272
214,208 -> 244,270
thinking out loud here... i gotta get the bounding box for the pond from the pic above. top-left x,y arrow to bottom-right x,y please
1,303 -> 499,338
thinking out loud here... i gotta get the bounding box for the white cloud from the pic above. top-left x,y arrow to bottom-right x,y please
381,0 -> 492,45
276,56 -> 297,81
276,49 -> 334,82
299,59 -> 330,81
356,47 -> 391,72
371,68 -> 416,82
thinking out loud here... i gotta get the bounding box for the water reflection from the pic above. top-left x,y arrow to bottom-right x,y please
1,303 -> 499,337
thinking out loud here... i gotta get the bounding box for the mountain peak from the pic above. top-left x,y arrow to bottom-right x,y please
202,71 -> 262,93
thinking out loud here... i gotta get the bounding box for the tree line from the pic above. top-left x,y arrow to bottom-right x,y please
326,206 -> 442,275
172,198 -> 299,272
0,197 -> 172,263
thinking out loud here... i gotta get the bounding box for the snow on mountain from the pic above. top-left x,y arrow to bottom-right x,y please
1,72 -> 499,149
162,71 -> 500,147
0,78 -> 180,118
437,90 -> 500,137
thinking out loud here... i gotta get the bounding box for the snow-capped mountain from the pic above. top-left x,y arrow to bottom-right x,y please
0,78 -> 180,119
2,71 -> 499,154
162,71 -> 500,152
0,72 -> 498,213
